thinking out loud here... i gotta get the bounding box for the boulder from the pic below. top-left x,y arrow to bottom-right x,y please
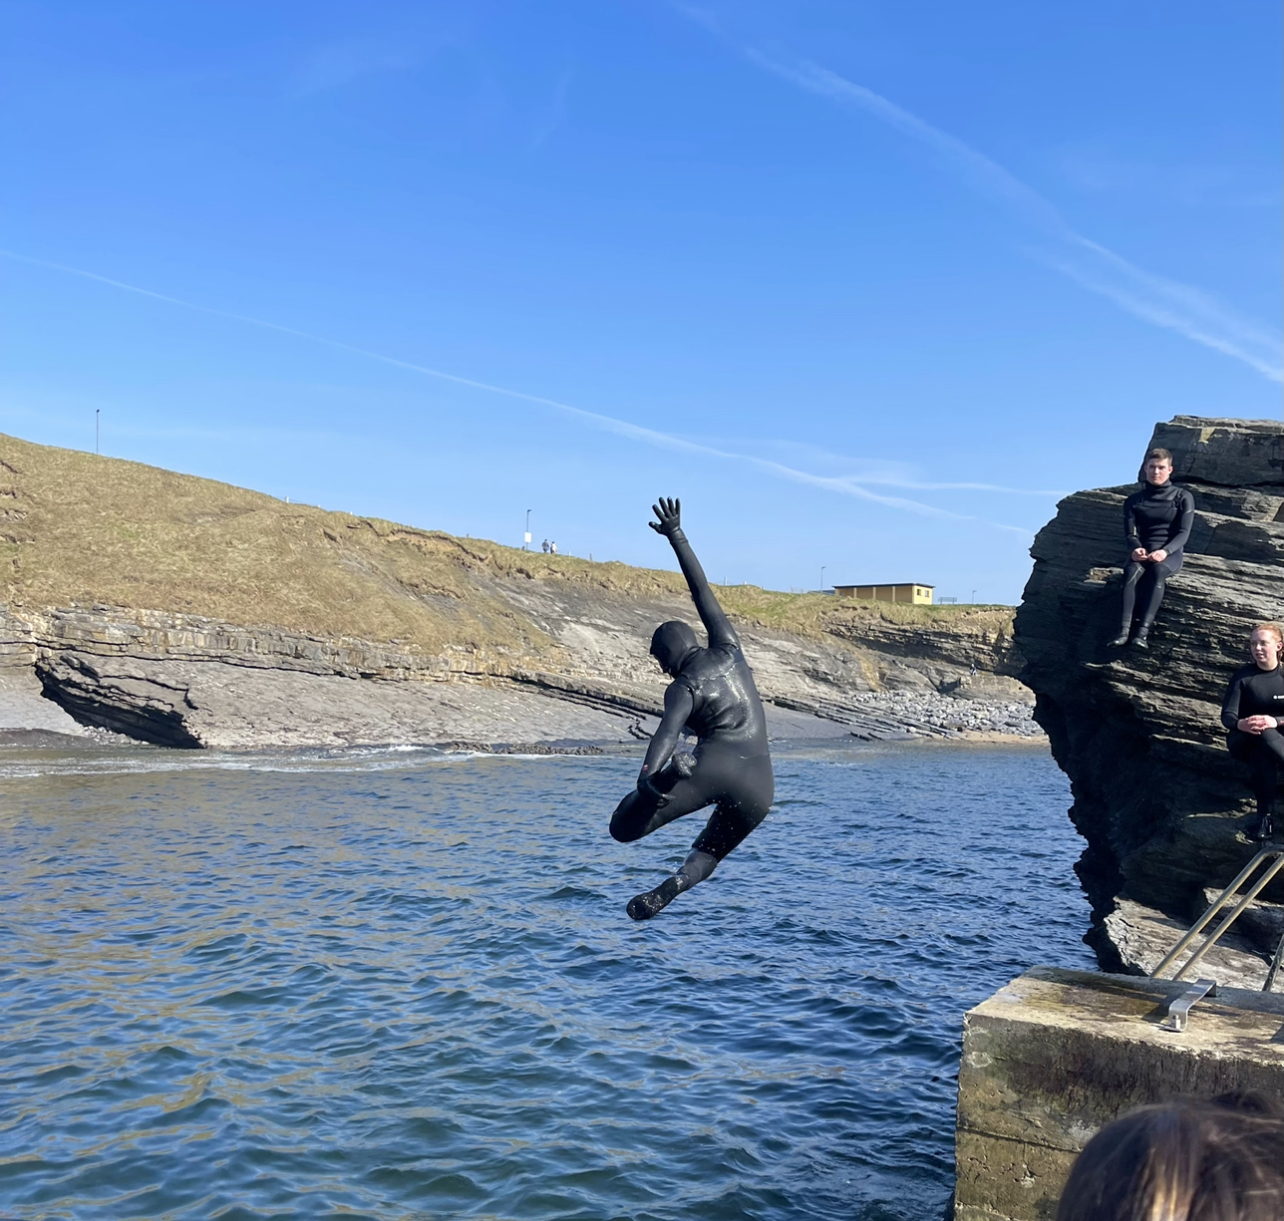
1015,415 -> 1284,970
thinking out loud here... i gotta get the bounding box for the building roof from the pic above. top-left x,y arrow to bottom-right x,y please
833,581 -> 934,588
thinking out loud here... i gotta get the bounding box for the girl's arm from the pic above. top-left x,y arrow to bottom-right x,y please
1221,673 -> 1244,732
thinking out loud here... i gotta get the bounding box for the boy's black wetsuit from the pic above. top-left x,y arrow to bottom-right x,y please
1222,662 -> 1284,836
609,498 -> 774,920
1116,481 -> 1194,641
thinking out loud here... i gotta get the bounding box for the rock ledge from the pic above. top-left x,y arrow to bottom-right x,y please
1016,415 -> 1284,975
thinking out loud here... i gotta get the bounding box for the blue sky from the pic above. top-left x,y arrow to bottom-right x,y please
1,1 -> 1279,603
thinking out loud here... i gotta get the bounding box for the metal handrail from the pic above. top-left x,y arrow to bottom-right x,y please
1150,846 -> 1284,988
1266,930 -> 1284,994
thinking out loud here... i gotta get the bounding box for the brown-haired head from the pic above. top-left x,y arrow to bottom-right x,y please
1251,623 -> 1284,645
1138,447 -> 1175,484
1056,1098 -> 1284,1221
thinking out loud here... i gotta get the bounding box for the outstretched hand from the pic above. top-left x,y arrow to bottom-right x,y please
649,497 -> 681,537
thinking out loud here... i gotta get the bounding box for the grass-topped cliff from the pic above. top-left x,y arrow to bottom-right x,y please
0,432 -> 1015,670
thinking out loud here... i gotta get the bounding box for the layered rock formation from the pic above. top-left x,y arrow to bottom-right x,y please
1016,415 -> 1284,984
0,433 -> 1035,750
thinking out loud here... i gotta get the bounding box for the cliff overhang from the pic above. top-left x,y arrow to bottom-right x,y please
1015,415 -> 1284,979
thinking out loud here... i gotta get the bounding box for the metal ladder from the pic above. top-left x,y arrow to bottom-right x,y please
1148,846 -> 1284,1029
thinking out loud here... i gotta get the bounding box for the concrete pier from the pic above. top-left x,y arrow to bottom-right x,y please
954,966 -> 1284,1221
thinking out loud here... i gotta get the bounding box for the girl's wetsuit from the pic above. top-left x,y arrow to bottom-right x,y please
1118,481 -> 1195,636
1221,662 -> 1284,819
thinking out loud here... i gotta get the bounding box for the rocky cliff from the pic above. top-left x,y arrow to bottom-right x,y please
0,433 -> 1034,750
1016,415 -> 1284,985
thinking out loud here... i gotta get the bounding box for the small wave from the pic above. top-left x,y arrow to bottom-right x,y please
0,742 -> 471,780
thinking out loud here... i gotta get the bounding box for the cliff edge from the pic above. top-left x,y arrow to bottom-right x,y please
1016,415 -> 1284,984
0,433 -> 1034,750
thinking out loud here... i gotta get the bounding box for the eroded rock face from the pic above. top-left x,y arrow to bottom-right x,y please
3,595 -> 1037,750
1015,415 -> 1284,970
0,430 -> 1040,749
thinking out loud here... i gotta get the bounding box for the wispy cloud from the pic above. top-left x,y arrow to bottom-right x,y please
288,38 -> 414,98
683,17 -> 1282,383
528,69 -> 573,153
729,440 -> 1067,496
0,249 -> 1035,537
1054,150 -> 1282,211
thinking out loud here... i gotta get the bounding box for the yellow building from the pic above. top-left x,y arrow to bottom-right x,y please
833,582 -> 934,605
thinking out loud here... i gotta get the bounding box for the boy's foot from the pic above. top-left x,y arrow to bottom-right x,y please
1250,813 -> 1275,842
1107,632 -> 1131,648
627,874 -> 685,921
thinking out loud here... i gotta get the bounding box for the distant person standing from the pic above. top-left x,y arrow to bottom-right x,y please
549,541 -> 558,555
542,539 -> 550,553
1108,447 -> 1194,649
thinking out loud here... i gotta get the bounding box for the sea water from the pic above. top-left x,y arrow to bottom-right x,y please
0,742 -> 1091,1221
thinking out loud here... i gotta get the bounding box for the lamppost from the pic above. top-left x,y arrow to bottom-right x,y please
971,589 -> 977,604
95,409 -> 100,456
820,566 -> 826,592
524,509 -> 532,551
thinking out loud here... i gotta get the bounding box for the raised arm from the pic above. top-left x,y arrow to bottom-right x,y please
649,497 -> 739,649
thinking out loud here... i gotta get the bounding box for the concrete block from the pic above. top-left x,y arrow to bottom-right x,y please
955,966 -> 1284,1221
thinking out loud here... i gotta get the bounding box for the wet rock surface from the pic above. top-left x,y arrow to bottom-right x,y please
1015,415 -> 1284,976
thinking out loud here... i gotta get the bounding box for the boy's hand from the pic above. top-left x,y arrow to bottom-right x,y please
649,497 -> 681,537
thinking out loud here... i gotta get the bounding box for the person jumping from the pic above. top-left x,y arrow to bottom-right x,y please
609,498 -> 775,920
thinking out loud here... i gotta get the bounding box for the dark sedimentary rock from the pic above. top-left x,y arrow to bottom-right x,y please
0,429 -> 1041,748
1015,415 -> 1284,970
3,593 -> 1037,750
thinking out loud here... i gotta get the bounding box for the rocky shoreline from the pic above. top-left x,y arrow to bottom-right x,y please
0,629 -> 1040,752
0,431 -> 1040,751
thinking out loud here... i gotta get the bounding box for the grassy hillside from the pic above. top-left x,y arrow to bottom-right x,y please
0,433 -> 1015,655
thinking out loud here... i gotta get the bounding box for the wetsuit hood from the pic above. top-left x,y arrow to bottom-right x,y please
650,620 -> 699,675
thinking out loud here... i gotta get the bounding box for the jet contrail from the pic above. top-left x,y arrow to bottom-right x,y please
0,248 -> 1040,536
673,9 -> 1283,384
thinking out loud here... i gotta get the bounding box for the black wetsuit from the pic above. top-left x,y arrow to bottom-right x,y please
611,638 -> 774,858
609,506 -> 774,918
1118,482 -> 1194,635
1222,663 -> 1284,817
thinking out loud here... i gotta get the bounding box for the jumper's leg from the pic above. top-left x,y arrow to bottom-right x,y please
626,848 -> 718,921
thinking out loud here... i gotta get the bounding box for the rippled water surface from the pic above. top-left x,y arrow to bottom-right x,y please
1,742 -> 1091,1220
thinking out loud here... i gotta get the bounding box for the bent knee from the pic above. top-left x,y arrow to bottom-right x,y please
609,814 -> 643,843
